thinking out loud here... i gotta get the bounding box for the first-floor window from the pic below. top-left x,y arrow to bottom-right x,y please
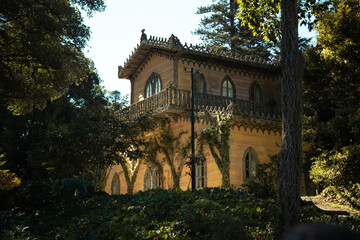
144,166 -> 162,190
144,170 -> 152,190
195,160 -> 205,189
244,148 -> 257,179
111,173 -> 120,195
153,169 -> 162,188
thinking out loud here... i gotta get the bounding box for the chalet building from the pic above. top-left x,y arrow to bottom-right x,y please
104,32 -> 283,195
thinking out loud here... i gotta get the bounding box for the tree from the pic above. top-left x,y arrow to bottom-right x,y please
0,170 -> 21,190
0,0 -> 105,115
304,0 -> 360,208
0,72 -> 110,183
237,0 -> 304,233
198,114 -> 231,188
194,0 -> 273,59
147,121 -> 189,189
118,158 -> 141,195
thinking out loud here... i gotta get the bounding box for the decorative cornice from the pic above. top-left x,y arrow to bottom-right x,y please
170,110 -> 281,136
118,34 -> 281,80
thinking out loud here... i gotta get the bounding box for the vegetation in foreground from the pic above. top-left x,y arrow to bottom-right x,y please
1,179 -> 359,240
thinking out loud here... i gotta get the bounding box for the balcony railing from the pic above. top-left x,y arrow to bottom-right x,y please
119,84 -> 281,121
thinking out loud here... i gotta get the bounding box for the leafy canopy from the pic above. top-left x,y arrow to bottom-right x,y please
195,0 -> 273,59
0,0 -> 105,114
236,0 -> 332,43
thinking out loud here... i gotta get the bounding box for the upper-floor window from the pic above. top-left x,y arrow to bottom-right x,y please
244,148 -> 258,180
195,160 -> 206,189
249,81 -> 262,103
222,76 -> 235,98
144,165 -> 163,190
194,72 -> 206,94
145,72 -> 162,98
111,173 -> 120,195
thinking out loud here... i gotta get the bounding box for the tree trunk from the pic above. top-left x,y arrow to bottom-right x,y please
93,161 -> 100,192
229,0 -> 237,53
221,169 -> 230,188
170,165 -> 180,189
82,167 -> 87,194
277,0 -> 303,235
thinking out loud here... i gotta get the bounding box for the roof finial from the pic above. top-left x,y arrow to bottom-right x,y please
140,29 -> 147,43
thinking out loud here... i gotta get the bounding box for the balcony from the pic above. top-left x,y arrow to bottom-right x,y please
119,84 -> 281,123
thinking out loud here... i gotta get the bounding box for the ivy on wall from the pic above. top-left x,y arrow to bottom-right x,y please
198,114 -> 231,188
146,120 -> 189,189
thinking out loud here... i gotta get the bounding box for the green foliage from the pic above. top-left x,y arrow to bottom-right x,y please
236,0 -> 331,44
195,0 -> 273,59
242,155 -> 278,199
0,0 -> 105,114
2,184 -> 359,239
304,0 -> 360,207
146,120 -> 189,189
310,146 -> 360,209
0,170 -> 21,191
237,0 -> 281,43
198,115 -> 231,188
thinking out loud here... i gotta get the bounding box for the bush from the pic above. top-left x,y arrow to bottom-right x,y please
242,155 -> 278,199
322,184 -> 360,210
0,170 -> 21,191
0,183 -> 359,239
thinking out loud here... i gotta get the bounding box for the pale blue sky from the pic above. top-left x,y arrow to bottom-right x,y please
83,0 -> 315,98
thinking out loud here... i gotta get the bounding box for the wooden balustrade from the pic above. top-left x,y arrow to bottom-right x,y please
119,85 -> 281,121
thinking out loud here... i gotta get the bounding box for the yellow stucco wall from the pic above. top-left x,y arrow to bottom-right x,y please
104,119 -> 281,195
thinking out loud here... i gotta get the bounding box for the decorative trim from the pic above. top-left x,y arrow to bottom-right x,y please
173,55 -> 179,87
180,58 -> 278,81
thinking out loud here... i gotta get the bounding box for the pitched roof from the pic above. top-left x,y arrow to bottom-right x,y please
118,34 -> 281,79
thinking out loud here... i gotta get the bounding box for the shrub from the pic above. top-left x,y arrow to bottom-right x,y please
0,170 -> 21,191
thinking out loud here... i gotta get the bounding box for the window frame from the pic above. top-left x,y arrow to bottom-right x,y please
221,76 -> 236,98
249,81 -> 263,103
111,173 -> 120,195
195,160 -> 206,189
143,165 -> 163,190
243,147 -> 259,181
194,72 -> 206,94
144,72 -> 162,98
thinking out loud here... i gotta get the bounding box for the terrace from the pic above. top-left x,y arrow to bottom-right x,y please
119,83 -> 281,123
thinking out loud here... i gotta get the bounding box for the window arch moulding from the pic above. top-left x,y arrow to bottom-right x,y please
242,147 -> 259,181
221,75 -> 236,99
249,81 -> 263,103
144,72 -> 162,98
194,71 -> 206,94
143,165 -> 163,191
195,159 -> 207,189
111,172 -> 120,195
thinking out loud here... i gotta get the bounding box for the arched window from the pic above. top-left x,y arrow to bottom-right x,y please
194,72 -> 206,94
111,173 -> 120,195
222,76 -> 235,98
243,148 -> 258,180
145,72 -> 162,98
144,169 -> 152,190
249,81 -> 262,103
153,169 -> 162,188
144,165 -> 163,190
195,160 -> 206,189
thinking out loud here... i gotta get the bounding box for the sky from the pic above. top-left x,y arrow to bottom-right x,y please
82,0 -> 315,98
